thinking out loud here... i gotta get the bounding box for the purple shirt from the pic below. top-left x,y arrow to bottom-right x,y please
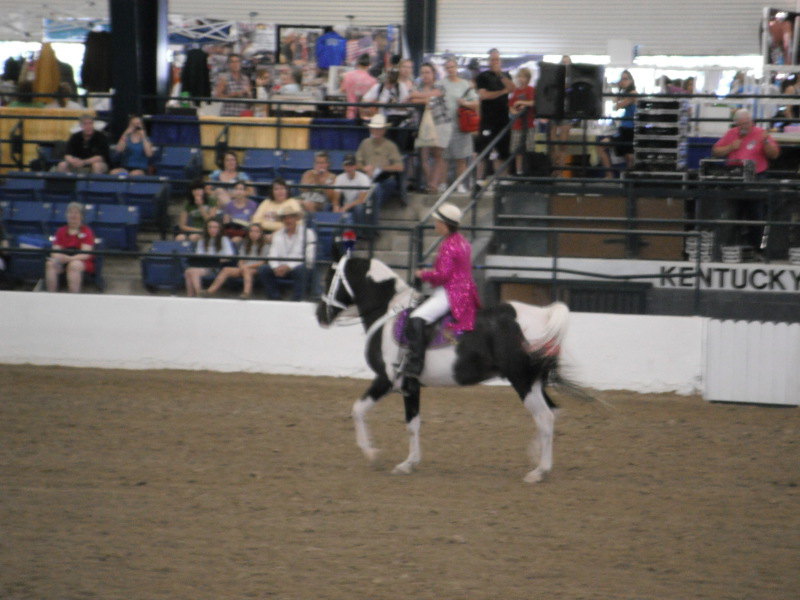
223,199 -> 257,222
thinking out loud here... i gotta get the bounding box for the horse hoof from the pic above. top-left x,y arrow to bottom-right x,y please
523,468 -> 546,484
392,462 -> 414,475
363,448 -> 380,463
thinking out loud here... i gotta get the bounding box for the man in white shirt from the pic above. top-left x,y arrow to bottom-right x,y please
258,199 -> 317,300
332,154 -> 372,223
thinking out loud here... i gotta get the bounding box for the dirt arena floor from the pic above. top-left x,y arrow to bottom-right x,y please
1,365 -> 798,600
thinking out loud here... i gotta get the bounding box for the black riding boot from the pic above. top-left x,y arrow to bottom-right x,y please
402,317 -> 428,380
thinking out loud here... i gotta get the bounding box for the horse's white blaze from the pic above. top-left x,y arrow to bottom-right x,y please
393,415 -> 421,474
352,397 -> 378,461
523,380 -> 554,483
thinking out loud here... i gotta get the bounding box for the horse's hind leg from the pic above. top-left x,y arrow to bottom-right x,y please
522,379 -> 555,483
392,380 -> 421,474
353,375 -> 392,462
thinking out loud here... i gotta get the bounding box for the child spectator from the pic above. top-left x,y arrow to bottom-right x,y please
205,223 -> 269,299
184,219 -> 234,297
222,180 -> 258,243
508,67 -> 536,176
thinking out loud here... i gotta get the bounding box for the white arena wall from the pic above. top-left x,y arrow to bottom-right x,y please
0,291 -> 704,395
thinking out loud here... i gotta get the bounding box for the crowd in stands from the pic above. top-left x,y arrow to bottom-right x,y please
1,44 -> 795,298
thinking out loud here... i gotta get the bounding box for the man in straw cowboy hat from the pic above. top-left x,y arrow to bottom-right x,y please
354,113 -> 406,237
258,199 -> 317,301
401,202 -> 481,391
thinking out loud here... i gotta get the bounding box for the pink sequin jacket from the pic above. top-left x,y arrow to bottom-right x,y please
419,232 -> 481,332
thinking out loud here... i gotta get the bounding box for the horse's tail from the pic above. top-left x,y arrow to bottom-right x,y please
540,301 -> 569,357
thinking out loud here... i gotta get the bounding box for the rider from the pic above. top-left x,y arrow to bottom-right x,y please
403,203 -> 481,388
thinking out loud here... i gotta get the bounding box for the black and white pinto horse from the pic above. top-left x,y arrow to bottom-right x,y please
316,254 -> 570,483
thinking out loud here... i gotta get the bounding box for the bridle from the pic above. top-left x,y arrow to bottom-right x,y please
321,254 -> 356,323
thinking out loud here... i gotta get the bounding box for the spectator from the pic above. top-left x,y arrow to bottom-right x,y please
45,202 -> 96,293
508,67 -> 536,176
274,66 -> 302,95
440,58 -> 479,194
205,223 -> 269,299
772,77 -> 799,130
362,68 -> 413,151
332,153 -> 372,225
175,181 -> 218,242
299,151 -> 336,213
475,49 -> 515,181
252,177 -> 291,235
56,115 -> 110,174
597,69 -> 637,178
259,199 -> 317,301
340,53 -> 377,120
253,68 -> 271,117
214,53 -> 252,117
368,31 -> 392,79
712,108 -> 780,249
207,151 -> 253,207
184,219 -> 234,297
398,58 -> 417,94
222,180 -> 258,243
0,209 -> 8,288
355,113 -> 405,236
409,63 -> 447,192
110,114 -> 153,176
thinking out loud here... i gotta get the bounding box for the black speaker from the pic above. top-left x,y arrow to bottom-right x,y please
565,63 -> 605,119
536,62 -> 565,119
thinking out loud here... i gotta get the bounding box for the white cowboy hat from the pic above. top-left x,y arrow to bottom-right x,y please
433,202 -> 462,226
277,198 -> 304,217
367,113 -> 388,129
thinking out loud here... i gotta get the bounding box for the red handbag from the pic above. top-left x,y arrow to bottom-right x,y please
458,105 -> 480,133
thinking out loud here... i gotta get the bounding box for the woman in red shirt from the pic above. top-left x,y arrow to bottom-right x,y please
45,202 -> 95,293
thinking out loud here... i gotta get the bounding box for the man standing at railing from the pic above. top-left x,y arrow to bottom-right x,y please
712,108 -> 781,250
214,53 -> 252,117
712,109 -> 780,175
475,49 -> 515,183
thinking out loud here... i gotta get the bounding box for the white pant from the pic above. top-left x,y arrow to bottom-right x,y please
410,287 -> 450,324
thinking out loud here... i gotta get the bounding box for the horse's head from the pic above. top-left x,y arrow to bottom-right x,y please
316,253 -> 410,327
316,254 -> 360,326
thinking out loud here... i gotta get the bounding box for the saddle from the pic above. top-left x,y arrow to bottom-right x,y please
393,309 -> 461,349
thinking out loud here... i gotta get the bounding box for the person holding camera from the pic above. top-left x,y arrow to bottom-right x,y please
111,114 -> 153,176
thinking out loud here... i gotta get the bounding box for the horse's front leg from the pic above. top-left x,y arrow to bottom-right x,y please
523,379 -> 555,483
393,380 -> 421,474
352,376 -> 392,462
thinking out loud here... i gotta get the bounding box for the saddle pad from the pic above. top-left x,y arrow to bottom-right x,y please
393,309 -> 461,349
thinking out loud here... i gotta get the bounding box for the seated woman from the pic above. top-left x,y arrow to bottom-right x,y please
175,181 -> 218,242
110,114 -> 153,175
184,219 -> 234,297
45,202 -> 96,293
205,223 -> 269,299
206,151 -> 253,207
251,177 -> 291,236
221,179 -> 258,244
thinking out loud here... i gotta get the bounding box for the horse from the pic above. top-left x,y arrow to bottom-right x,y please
316,252 -> 571,483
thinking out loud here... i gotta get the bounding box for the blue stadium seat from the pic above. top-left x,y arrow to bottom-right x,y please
5,233 -> 49,283
154,146 -> 202,194
90,204 -> 140,250
242,148 -> 282,183
124,178 -> 170,233
310,211 -> 353,262
326,149 -> 350,172
76,175 -> 127,204
5,201 -> 53,236
279,149 -> 316,183
0,173 -> 45,202
40,173 -> 78,205
140,239 -> 193,292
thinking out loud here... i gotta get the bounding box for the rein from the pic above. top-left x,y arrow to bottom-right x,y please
321,255 -> 356,323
